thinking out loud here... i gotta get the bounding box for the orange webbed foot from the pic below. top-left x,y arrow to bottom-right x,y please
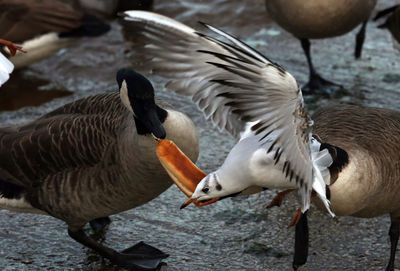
267,189 -> 296,208
0,39 -> 26,56
288,207 -> 303,228
287,191 -> 317,227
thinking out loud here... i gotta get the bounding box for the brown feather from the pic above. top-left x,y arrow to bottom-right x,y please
0,0 -> 82,41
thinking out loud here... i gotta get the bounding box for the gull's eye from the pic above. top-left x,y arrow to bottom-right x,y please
202,187 -> 209,193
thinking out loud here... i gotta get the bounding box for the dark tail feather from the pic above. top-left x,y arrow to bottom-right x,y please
373,5 -> 399,21
59,13 -> 110,38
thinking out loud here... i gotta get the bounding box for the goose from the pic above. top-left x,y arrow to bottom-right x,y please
265,0 -> 377,95
0,0 -> 110,69
0,68 -> 199,270
266,105 -> 400,271
120,11 -> 399,270
374,4 -> 400,51
0,39 -> 24,86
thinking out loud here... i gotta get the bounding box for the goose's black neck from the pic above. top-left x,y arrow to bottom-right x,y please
134,105 -> 168,136
320,142 -> 349,186
116,68 -> 167,139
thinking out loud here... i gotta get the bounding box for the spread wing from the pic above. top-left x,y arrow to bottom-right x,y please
121,11 -> 314,209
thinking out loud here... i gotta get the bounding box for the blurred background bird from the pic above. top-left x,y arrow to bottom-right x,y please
374,4 -> 400,51
265,0 -> 377,95
0,0 -> 110,69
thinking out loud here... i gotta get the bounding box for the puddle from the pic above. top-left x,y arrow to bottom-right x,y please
0,70 -> 72,112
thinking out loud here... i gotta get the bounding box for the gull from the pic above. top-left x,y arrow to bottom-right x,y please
121,11 -> 335,223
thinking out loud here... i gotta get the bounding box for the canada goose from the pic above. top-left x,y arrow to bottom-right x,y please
0,39 -> 25,86
121,11 -> 334,223
0,68 -> 199,270
268,105 -> 400,271
265,0 -> 377,95
120,11 -> 399,270
374,4 -> 400,51
0,0 -> 110,69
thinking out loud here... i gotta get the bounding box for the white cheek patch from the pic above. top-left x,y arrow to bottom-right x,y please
120,80 -> 133,113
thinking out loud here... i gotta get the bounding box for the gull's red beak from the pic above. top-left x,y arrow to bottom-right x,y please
156,139 -> 218,207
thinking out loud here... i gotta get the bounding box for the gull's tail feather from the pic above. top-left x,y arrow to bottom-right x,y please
311,138 -> 335,217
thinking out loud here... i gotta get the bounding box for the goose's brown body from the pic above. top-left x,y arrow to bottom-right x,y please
312,105 -> 400,219
0,92 -> 199,230
265,0 -> 377,39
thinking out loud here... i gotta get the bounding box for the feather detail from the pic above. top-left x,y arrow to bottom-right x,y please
311,137 -> 334,216
121,11 -> 333,214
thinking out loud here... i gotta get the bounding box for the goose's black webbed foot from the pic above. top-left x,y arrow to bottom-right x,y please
302,73 -> 343,97
114,242 -> 169,270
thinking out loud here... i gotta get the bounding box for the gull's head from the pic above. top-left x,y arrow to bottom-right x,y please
192,172 -> 224,202
181,171 -> 247,209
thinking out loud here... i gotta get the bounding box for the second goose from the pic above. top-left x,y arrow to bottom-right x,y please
0,68 -> 199,270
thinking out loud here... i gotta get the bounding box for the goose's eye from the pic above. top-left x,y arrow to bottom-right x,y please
202,187 -> 209,193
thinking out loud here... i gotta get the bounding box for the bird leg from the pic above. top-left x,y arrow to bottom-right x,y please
89,217 -> 111,232
0,39 -> 26,56
386,215 -> 400,271
288,191 -> 317,228
267,189 -> 296,208
354,19 -> 368,59
299,38 -> 342,96
68,227 -> 168,270
292,210 -> 309,270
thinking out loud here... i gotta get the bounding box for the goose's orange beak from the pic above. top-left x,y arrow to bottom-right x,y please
156,139 -> 218,207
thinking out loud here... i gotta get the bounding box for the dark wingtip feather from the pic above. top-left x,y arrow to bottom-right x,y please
197,21 -> 208,28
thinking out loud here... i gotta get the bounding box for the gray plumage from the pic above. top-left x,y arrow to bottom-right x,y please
121,11 -> 329,213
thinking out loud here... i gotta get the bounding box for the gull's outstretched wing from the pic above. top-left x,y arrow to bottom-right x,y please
121,11 -> 316,210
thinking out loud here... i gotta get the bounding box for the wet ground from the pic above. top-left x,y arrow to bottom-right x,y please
0,0 -> 400,270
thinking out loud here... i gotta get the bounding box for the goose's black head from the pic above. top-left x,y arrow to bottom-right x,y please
116,68 -> 167,139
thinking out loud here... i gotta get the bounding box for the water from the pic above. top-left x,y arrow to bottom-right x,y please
0,0 -> 399,270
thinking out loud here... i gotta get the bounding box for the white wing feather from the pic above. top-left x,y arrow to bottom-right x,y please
121,11 -> 332,214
